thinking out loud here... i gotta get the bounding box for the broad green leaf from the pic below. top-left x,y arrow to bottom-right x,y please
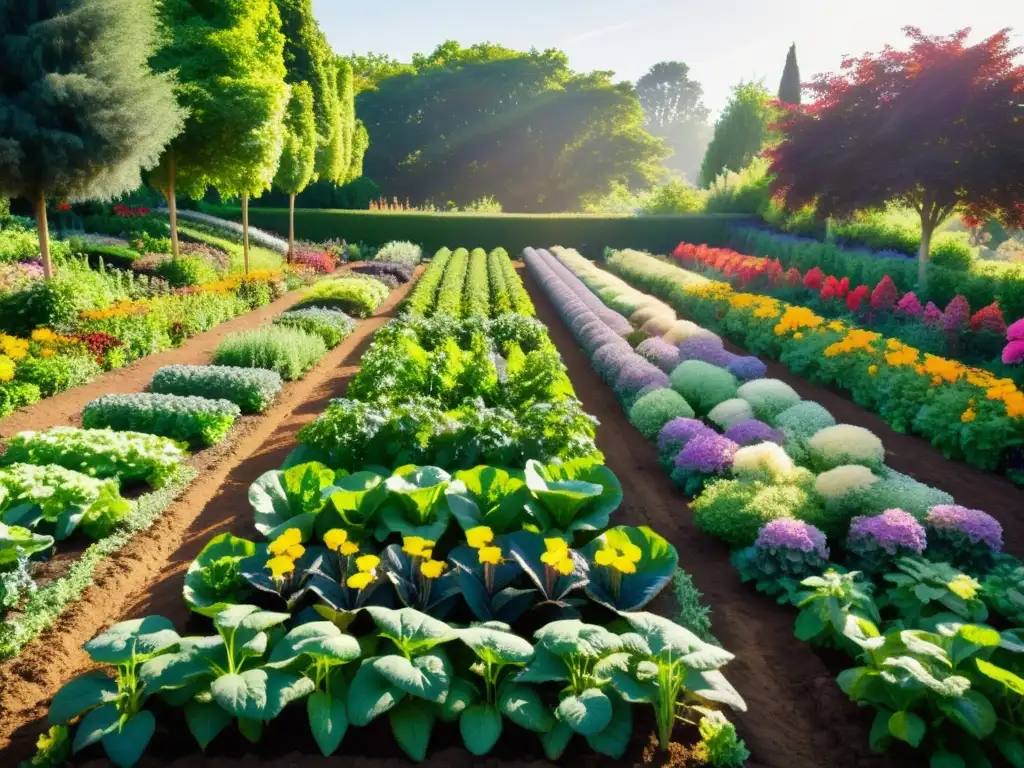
515,646 -> 568,684
458,625 -> 533,667
975,659 -> 1024,696
84,617 -> 179,665
374,503 -> 449,544
308,690 -> 348,756
556,688 -> 612,736
184,699 -> 231,750
585,692 -> 632,759
318,471 -> 388,540
0,522 -> 53,565
938,689 -> 997,740
887,710 -> 925,747
498,682 -> 554,733
621,612 -> 714,659
49,672 -> 118,725
524,460 -> 604,532
681,668 -> 747,712
437,677 -> 478,723
384,466 -> 451,526
210,669 -> 315,720
582,526 -> 678,611
140,636 -> 226,691
372,651 -> 451,702
868,709 -> 893,752
930,751 -> 967,768
995,728 -> 1024,768
72,703 -> 120,753
460,703 -> 502,756
237,718 -> 263,744
101,711 -> 154,768
540,720 -> 575,760
445,467 -> 529,534
882,657 -> 970,697
250,463 -> 333,536
389,697 -> 435,762
183,534 -> 256,618
365,606 -> 457,653
266,622 -> 361,668
348,658 -> 405,726
534,619 -> 623,659
794,609 -> 827,641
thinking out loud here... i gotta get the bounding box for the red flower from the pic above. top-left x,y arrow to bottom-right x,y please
784,267 -> 802,287
803,267 -> 824,290
969,301 -> 1007,334
846,285 -> 870,312
820,275 -> 849,301
57,202 -> 72,212
870,275 -> 899,311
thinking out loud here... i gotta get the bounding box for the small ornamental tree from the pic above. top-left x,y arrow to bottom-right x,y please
769,27 -> 1024,287
777,44 -> 802,105
274,83 -> 317,259
0,0 -> 183,277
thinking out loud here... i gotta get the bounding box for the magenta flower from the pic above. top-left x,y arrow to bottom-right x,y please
926,504 -> 1003,551
896,292 -> 923,317
847,509 -> 927,555
941,295 -> 971,332
1009,317 -> 1024,342
755,519 -> 829,560
1003,339 -> 1024,365
923,302 -> 942,326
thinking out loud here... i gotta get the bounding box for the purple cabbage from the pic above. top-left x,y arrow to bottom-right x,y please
673,432 -> 739,475
755,519 -> 829,560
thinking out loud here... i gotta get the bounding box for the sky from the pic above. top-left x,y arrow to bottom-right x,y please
313,0 -> 1020,114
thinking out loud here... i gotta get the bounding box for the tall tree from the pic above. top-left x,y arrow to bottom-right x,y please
636,61 -> 712,183
336,59 -> 356,177
274,83 -> 317,259
698,81 -> 774,187
769,27 -> 1024,286
0,0 -> 183,276
149,0 -> 289,269
274,0 -> 342,183
778,44 -> 802,105
354,42 -> 665,211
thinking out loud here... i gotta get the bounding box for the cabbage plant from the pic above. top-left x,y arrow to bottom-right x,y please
610,612 -> 746,753
375,465 -> 453,542
316,470 -> 389,541
445,465 -> 531,534
49,617 -> 181,767
0,521 -> 54,566
249,462 -> 336,541
581,526 -> 678,612
347,607 -> 457,761
183,533 -> 256,617
523,459 -> 622,536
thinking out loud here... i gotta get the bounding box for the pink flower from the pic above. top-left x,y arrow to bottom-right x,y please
1007,317 -> 1024,342
941,295 -> 970,332
923,302 -> 942,326
896,292 -> 923,316
1003,339 -> 1024,365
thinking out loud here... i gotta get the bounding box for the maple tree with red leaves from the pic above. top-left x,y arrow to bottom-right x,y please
767,27 -> 1024,287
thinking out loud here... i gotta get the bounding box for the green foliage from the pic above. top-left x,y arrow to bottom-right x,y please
273,307 -> 355,347
636,61 -> 712,185
881,557 -> 987,625
699,82 -> 774,187
580,526 -> 678,611
374,241 -> 422,267
980,558 -> 1024,625
82,393 -> 240,447
694,711 -> 751,767
155,255 -> 220,287
274,81 -> 317,196
640,182 -> 708,215
183,533 -> 257,617
151,364 -> 284,414
670,361 -> 738,414
2,427 -> 187,488
297,276 -> 389,317
793,570 -> 880,648
212,326 -> 327,381
629,388 -> 696,438
523,459 -> 623,536
692,475 -> 822,549
672,569 -> 715,641
777,44 -> 801,105
13,355 -> 102,399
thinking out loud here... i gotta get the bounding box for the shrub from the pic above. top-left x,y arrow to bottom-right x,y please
635,337 -> 681,373
657,417 -> 713,464
155,256 -> 220,287
670,433 -> 739,494
678,335 -> 732,366
296,276 -> 388,317
693,476 -> 820,549
15,355 -> 102,398
726,356 -> 767,382
845,509 -> 927,574
724,419 -> 784,447
807,424 -> 885,472
614,361 -> 670,406
273,307 -> 355,347
849,468 -> 953,518
813,464 -> 879,506
670,360 -> 738,414
772,401 -> 836,438
373,240 -> 422,267
736,379 -> 801,422
350,260 -> 413,284
663,320 -> 708,345
707,398 -> 755,431
629,388 -> 695,439
82,393 -> 240,447
0,381 -> 41,418
1,426 -> 187,488
151,364 -> 284,414
925,504 -> 1003,573
749,518 -> 830,580
731,442 -> 798,483
212,326 -> 327,381
290,249 -> 335,274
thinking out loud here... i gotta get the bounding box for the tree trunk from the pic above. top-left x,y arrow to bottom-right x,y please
34,192 -> 52,279
242,193 -> 250,274
168,150 -> 180,259
918,215 -> 934,290
288,193 -> 295,263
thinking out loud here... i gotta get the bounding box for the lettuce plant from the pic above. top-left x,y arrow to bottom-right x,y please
375,465 -> 452,542
444,465 -> 531,534
0,521 -> 53,566
610,612 -> 746,753
523,459 -> 622,536
48,617 -> 181,767
316,470 -> 389,542
693,711 -> 750,766
581,526 -> 678,612
183,534 -> 256,617
347,607 -> 457,761
507,531 -> 589,615
249,461 -> 336,541
516,620 -> 634,759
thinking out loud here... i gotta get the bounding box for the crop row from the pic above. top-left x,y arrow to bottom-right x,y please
34,248 -> 750,766
527,245 -> 1024,768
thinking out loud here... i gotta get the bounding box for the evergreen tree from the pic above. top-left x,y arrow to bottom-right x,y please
698,81 -> 774,187
778,44 -> 802,105
0,0 -> 183,276
336,59 -> 356,177
274,83 -> 317,259
347,121 -> 370,183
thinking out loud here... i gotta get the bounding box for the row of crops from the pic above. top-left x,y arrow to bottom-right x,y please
526,246 -> 1024,768
31,247 -> 749,767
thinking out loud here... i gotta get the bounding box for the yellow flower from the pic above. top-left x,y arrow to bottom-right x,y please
466,526 -> 494,549
612,556 -> 637,574
40,348 -> 55,359
552,556 -> 575,576
594,548 -> 616,567
773,306 -> 824,337
0,335 -> 29,361
269,528 -> 304,558
793,332 -> 804,340
867,365 -> 878,377
347,571 -> 375,590
594,541 -> 642,574
961,407 -> 976,423
356,554 -> 380,573
324,528 -> 349,552
477,546 -> 503,565
0,355 -> 15,383
827,321 -> 846,333
31,328 -> 57,343
420,559 -> 447,579
402,536 -> 434,557
340,541 -> 359,556
949,574 -> 979,600
266,556 -> 295,580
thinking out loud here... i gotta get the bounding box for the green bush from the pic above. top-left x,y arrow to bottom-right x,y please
296,275 -> 388,317
82,392 -> 240,447
373,241 -> 421,267
736,379 -> 801,422
69,240 -> 139,270
212,326 -> 327,381
273,307 -> 355,347
151,364 -> 283,414
15,355 -> 102,397
155,256 -> 220,287
629,388 -> 695,439
0,381 -> 41,418
669,360 -> 739,414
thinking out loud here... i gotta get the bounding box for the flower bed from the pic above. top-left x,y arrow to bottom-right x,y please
531,244 -> 1024,768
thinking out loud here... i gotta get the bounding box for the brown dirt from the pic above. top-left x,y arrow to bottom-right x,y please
0,275 -> 419,762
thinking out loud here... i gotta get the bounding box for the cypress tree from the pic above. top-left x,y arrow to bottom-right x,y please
336,60 -> 356,178
274,83 -> 317,259
778,44 -> 802,105
0,0 -> 184,276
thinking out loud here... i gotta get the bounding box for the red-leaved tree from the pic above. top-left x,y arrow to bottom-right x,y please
768,27 -> 1024,286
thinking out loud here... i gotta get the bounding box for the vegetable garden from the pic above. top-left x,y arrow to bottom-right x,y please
0,242 -> 1021,768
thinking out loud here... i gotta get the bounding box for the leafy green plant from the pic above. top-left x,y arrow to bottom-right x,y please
151,364 -> 283,414
183,534 -> 256,617
693,710 -> 750,767
316,470 -> 389,542
444,465 -> 531,534
980,557 -> 1024,625
793,570 -> 881,649
882,558 -> 988,627
378,538 -> 459,618
507,531 -> 588,615
249,461 -> 336,541
297,275 -> 389,317
212,326 -> 327,381
82,393 -> 240,447
523,459 -> 622,536
375,465 -> 453,542
273,307 -> 355,347
48,617 -> 181,767
581,526 -> 678,612
0,521 -> 54,566
449,530 -> 536,624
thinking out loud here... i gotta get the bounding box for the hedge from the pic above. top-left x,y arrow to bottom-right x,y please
200,204 -> 745,257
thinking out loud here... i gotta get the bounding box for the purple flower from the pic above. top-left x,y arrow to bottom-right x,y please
636,337 -> 682,373
926,505 -> 1003,551
592,342 -> 634,384
727,356 -> 767,382
673,432 -> 738,475
657,417 -> 712,456
678,336 -> 732,366
755,519 -> 829,559
847,509 -> 927,555
614,361 -> 670,400
724,419 -> 784,447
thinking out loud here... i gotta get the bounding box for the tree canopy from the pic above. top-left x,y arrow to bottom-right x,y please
698,81 -> 774,187
777,44 -> 801,105
0,0 -> 184,274
274,82 -> 317,197
636,61 -> 712,184
351,41 -> 666,211
768,27 -> 1024,283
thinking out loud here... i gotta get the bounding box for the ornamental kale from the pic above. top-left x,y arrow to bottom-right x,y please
845,509 -> 927,575
925,504 -> 1003,573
